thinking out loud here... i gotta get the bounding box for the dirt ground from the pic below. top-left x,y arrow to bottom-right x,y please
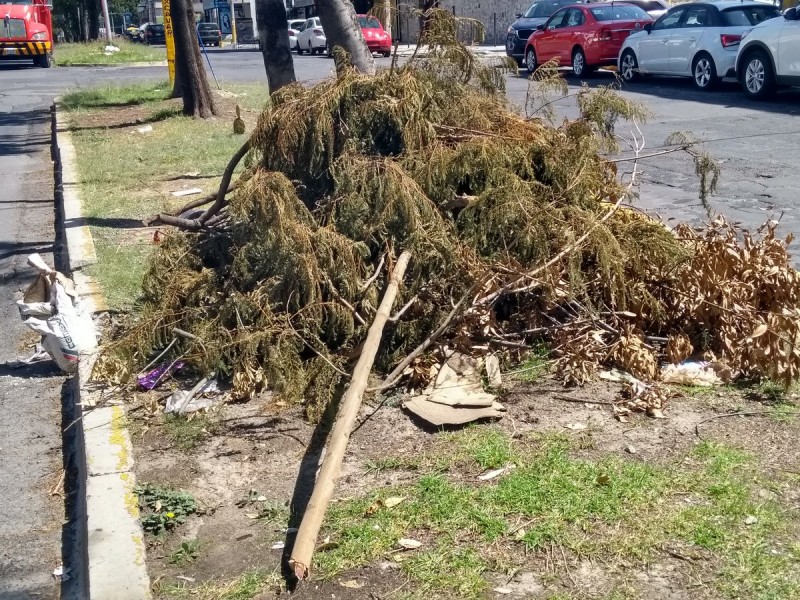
123,368 -> 800,600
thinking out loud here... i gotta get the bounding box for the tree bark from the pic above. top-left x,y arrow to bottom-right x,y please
315,0 -> 376,76
87,0 -> 99,40
170,0 -> 217,118
255,0 -> 297,93
289,251 -> 411,581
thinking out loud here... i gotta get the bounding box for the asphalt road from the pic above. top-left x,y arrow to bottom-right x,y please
0,49 -> 798,597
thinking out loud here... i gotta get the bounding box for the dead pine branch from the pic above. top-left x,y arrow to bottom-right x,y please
288,250 -> 412,581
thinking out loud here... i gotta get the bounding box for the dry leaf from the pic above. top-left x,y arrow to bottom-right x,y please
155,500 -> 162,512
744,515 -> 758,525
340,580 -> 364,589
493,588 -> 513,594
383,496 -> 406,508
398,538 -> 422,549
271,541 -> 285,550
478,465 -> 515,481
596,474 -> 610,486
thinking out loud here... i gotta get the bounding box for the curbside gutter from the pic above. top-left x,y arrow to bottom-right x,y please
53,102 -> 152,599
57,61 -> 168,68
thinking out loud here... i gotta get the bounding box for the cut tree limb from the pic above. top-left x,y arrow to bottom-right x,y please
288,250 -> 411,581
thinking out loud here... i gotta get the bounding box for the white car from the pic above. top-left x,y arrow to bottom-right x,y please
736,5 -> 800,99
288,19 -> 306,50
296,17 -> 326,55
618,1 -> 782,90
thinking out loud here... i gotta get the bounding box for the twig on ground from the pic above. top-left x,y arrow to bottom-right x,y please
694,410 -> 800,437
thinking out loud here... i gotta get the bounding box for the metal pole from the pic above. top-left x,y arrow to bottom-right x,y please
230,0 -> 238,48
197,24 -> 221,88
100,0 -> 113,42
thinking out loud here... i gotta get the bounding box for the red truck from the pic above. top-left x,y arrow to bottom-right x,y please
0,0 -> 53,68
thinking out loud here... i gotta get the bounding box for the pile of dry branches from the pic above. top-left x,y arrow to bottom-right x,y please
96,17 -> 800,415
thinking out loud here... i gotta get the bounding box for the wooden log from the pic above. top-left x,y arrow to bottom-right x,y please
288,250 -> 412,581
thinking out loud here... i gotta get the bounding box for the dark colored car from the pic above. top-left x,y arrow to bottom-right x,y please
198,22 -> 222,46
144,23 -> 165,45
506,0 -> 581,64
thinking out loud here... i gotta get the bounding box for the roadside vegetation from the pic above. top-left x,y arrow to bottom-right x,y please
63,81 -> 268,309
55,38 -> 166,66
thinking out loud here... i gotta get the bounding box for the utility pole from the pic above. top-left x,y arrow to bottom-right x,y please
100,0 -> 113,41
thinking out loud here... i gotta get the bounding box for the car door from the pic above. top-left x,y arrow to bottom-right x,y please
777,13 -> 800,78
298,19 -> 313,48
638,7 -> 684,73
668,5 -> 711,74
537,8 -> 569,63
557,8 -> 586,63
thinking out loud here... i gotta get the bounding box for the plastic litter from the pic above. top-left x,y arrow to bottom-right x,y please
164,378 -> 221,414
661,361 -> 732,387
19,254 -> 97,373
136,359 -> 185,390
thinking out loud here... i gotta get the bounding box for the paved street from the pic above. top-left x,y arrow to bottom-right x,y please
0,48 -> 798,597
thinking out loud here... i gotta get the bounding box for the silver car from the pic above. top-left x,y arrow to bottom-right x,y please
618,1 -> 781,90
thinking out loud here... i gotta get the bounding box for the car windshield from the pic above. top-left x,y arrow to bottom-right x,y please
198,24 -> 218,30
524,0 -> 574,19
721,6 -> 780,26
0,0 -> 32,4
590,5 -> 649,20
149,25 -> 164,32
357,16 -> 382,28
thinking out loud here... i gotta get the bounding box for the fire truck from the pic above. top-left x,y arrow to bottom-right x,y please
0,0 -> 53,68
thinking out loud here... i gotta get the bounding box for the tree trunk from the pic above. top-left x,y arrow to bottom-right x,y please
315,0 -> 375,76
171,0 -> 217,118
255,0 -> 297,93
87,0 -> 99,40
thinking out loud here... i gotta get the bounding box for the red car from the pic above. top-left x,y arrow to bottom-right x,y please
524,2 -> 652,77
357,14 -> 391,57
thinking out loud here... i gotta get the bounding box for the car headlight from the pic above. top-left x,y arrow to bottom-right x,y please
507,26 -> 514,35
32,32 -> 48,40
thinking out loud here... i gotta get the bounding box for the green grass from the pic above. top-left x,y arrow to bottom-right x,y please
163,413 -> 217,451
55,39 -> 165,66
314,432 -> 800,599
509,345 -> 550,382
156,569 -> 282,599
65,81 -> 269,310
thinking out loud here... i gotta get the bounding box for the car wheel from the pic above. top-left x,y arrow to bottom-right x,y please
382,51 -> 391,57
309,42 -> 315,55
296,43 -> 303,55
619,49 -> 640,83
525,46 -> 537,75
692,53 -> 718,90
36,52 -> 53,68
572,47 -> 588,78
742,50 -> 775,100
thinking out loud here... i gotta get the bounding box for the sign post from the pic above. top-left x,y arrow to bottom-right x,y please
163,0 -> 176,83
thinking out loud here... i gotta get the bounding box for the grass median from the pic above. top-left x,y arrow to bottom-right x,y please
63,80 -> 268,309
55,39 -> 166,66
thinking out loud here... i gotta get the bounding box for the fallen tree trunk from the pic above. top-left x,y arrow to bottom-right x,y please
289,250 -> 412,580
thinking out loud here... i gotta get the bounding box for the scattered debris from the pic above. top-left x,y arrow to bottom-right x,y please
52,565 -> 71,582
136,125 -> 153,134
339,580 -> 364,589
493,588 -> 513,595
564,423 -> 587,431
164,378 -> 222,414
661,361 -> 727,387
176,575 -> 196,583
485,355 -> 502,387
382,496 -> 406,508
478,464 -> 516,481
625,445 -> 637,454
403,352 -> 505,426
397,538 -> 422,550
18,254 -> 97,373
137,360 -> 185,390
171,188 -> 203,197
745,515 -> 758,526
271,541 -> 285,550
5,345 -> 50,369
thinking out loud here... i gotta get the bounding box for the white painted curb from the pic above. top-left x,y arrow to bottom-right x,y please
55,103 -> 152,600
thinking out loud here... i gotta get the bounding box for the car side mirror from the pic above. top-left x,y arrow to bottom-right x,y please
644,23 -> 653,33
536,23 -> 545,30
515,13 -> 522,19
785,7 -> 797,20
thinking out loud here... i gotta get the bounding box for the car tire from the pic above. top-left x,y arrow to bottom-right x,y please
692,53 -> 718,90
382,51 -> 391,57
572,47 -> 589,78
36,52 -> 53,68
525,46 -> 537,75
619,49 -> 640,83
741,49 -> 775,100
296,44 -> 303,55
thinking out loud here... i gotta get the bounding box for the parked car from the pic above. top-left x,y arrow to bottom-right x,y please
525,3 -> 653,77
296,17 -> 326,54
506,0 -> 581,65
357,14 -> 392,56
736,5 -> 800,99
197,22 -> 222,46
144,23 -> 165,45
618,1 -> 781,90
288,19 -> 306,50
588,0 -> 668,20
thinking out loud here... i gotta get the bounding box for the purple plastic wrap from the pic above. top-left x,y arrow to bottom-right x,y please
137,360 -> 185,390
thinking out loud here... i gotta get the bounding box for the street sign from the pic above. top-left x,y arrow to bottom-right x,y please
163,0 -> 176,83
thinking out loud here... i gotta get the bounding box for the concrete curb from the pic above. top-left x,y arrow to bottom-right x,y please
54,103 -> 151,599
57,61 -> 167,68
